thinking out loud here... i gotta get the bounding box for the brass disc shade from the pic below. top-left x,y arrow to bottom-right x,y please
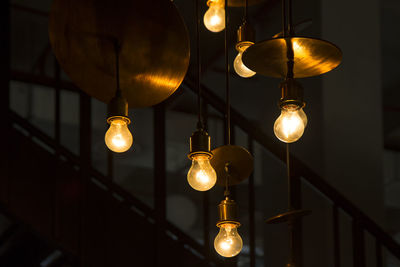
266,209 -> 311,224
49,0 -> 190,108
242,37 -> 342,78
211,145 -> 254,186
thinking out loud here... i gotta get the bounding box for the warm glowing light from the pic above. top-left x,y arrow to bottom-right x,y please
187,154 -> 217,191
273,106 -> 307,143
204,1 -> 225,32
105,118 -> 133,153
234,45 -> 256,78
214,223 -> 243,257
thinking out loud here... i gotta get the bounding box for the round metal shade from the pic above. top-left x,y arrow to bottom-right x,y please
49,0 -> 190,108
242,37 -> 342,78
211,145 -> 254,187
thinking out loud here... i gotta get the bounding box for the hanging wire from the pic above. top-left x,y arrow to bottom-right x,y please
282,0 -> 287,37
287,142 -> 295,266
286,143 -> 292,210
114,41 -> 122,97
224,170 -> 230,197
244,0 -> 248,22
288,0 -> 294,35
224,0 -> 231,145
196,0 -> 203,129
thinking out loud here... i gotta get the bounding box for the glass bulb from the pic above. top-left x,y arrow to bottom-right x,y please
214,223 -> 243,257
187,155 -> 217,191
273,107 -> 307,143
105,118 -> 133,153
203,2 -> 225,33
234,47 -> 256,78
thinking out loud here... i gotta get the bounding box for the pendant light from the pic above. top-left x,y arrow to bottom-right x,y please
210,0 -> 254,257
187,0 -> 217,192
233,0 -> 256,78
273,78 -> 307,143
105,41 -> 133,153
272,1 -> 306,143
204,0 -> 225,32
214,175 -> 242,257
266,144 -> 311,266
242,0 -> 342,143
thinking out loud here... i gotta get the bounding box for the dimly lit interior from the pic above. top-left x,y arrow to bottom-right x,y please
0,0 -> 399,266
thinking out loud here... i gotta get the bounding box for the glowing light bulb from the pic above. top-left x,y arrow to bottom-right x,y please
105,118 -> 133,153
187,155 -> 217,191
234,46 -> 256,78
274,106 -> 307,143
204,1 -> 225,32
214,223 -> 243,257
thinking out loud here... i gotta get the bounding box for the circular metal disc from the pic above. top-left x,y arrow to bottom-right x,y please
266,209 -> 311,224
210,145 -> 254,187
228,0 -> 265,7
242,37 -> 342,78
49,0 -> 190,108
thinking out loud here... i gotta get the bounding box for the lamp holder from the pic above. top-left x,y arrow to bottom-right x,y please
188,129 -> 213,159
207,0 -> 224,7
107,94 -> 130,124
279,78 -> 305,109
235,21 -> 255,52
216,197 -> 241,227
107,38 -> 130,125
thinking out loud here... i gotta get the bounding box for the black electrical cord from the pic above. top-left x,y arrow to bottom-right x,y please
288,0 -> 294,35
282,0 -> 294,37
244,0 -> 248,22
114,41 -> 121,97
282,0 -> 287,37
286,143 -> 292,210
196,0 -> 203,129
224,0 -> 231,145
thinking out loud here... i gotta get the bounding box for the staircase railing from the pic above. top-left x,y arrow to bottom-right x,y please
10,70 -> 400,267
5,1 -> 398,266
8,108 -> 217,265
182,77 -> 400,267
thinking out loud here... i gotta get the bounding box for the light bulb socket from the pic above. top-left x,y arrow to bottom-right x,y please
278,78 -> 305,109
207,0 -> 224,7
236,22 -> 255,52
107,94 -> 130,124
188,129 -> 213,159
216,197 -> 240,227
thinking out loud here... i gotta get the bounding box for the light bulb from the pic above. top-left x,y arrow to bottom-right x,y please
214,223 -> 243,257
234,46 -> 256,78
187,154 -> 217,191
273,107 -> 307,143
203,1 -> 225,33
105,118 -> 133,153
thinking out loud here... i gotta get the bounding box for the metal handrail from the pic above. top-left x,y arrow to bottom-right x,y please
9,109 -> 213,263
10,71 -> 400,261
182,77 -> 400,259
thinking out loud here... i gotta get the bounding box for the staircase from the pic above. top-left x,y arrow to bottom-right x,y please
1,112 -> 218,267
2,1 -> 400,265
2,71 -> 400,266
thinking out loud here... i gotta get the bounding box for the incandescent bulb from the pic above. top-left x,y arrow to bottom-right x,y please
298,108 -> 308,127
214,223 -> 243,257
105,119 -> 133,153
234,47 -> 256,78
274,107 -> 307,143
203,1 -> 225,32
187,155 -> 217,191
